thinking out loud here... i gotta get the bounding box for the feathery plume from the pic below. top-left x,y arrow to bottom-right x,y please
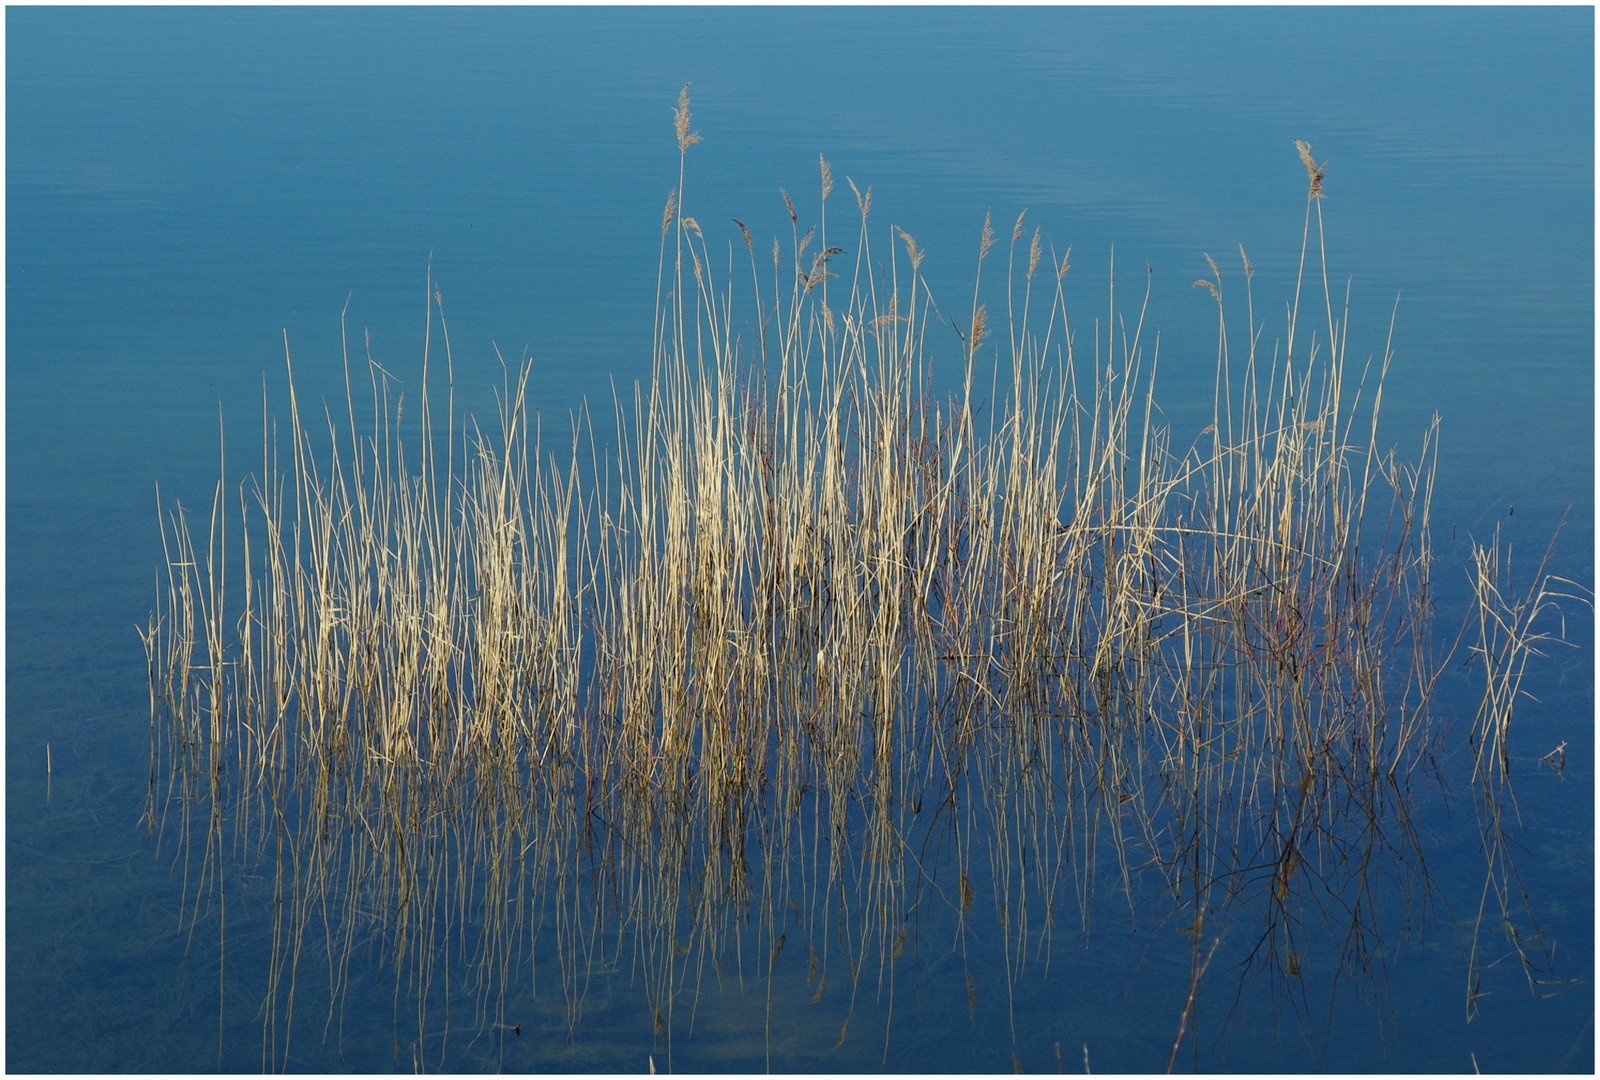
848,177 -> 871,219
868,292 -> 901,331
897,227 -> 924,271
804,248 -> 841,292
1295,139 -> 1327,199
674,84 -> 702,154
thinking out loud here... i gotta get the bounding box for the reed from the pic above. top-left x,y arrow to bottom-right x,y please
142,95 -> 1574,1070
1462,513 -> 1586,1019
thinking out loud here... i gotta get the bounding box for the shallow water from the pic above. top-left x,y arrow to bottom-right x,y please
7,8 -> 1593,1072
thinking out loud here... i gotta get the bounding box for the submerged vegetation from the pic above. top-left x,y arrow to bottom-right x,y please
143,91 -> 1582,1070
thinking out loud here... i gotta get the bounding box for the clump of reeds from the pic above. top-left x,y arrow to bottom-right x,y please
142,100 -> 1574,1070
1460,514 -> 1587,1018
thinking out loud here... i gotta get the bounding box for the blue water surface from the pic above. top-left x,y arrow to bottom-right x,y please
7,7 -> 1593,1072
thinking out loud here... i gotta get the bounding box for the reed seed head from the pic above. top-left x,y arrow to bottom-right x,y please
1239,244 -> 1254,280
781,188 -> 797,225
848,177 -> 871,219
979,210 -> 995,261
819,154 -> 833,202
1295,139 -> 1327,199
897,227 -> 924,271
674,84 -> 702,153
1028,227 -> 1042,279
804,249 -> 839,293
732,218 -> 753,250
662,189 -> 677,236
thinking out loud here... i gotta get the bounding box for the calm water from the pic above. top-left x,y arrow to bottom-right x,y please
7,8 -> 1593,1072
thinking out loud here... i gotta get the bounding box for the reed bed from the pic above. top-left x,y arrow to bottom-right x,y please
143,93 -> 1576,1069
